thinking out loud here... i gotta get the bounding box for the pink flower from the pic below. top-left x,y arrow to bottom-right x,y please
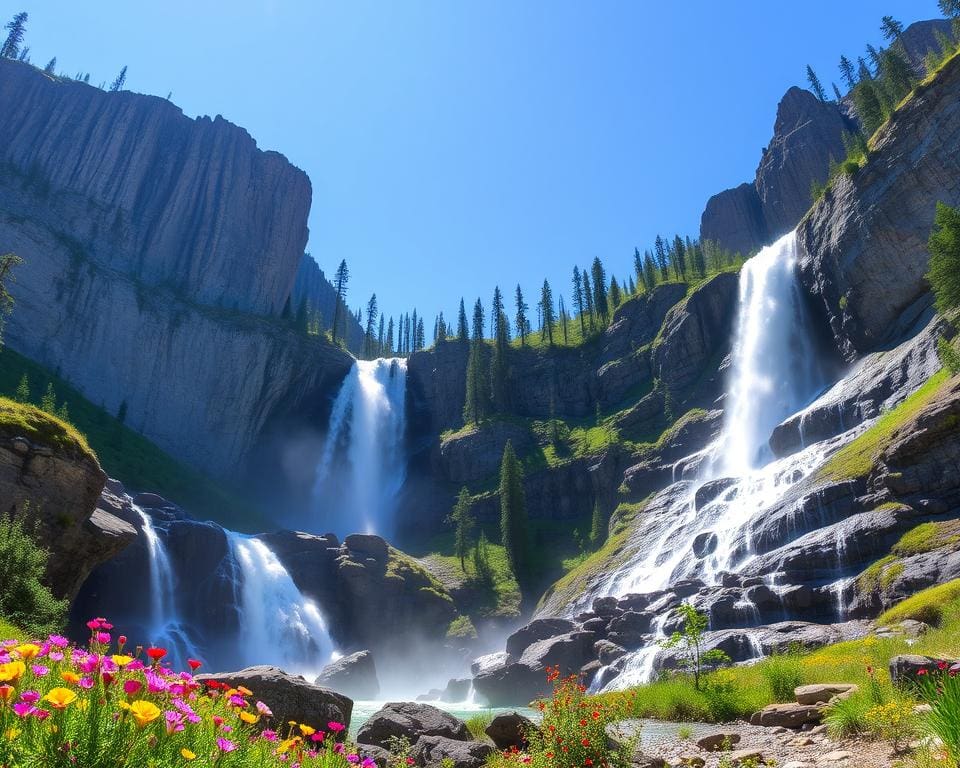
19,691 -> 40,704
78,676 -> 95,690
96,632 -> 111,645
328,721 -> 346,733
347,755 -> 360,764
262,729 -> 278,742
31,665 -> 49,677
12,703 -> 36,718
123,680 -> 143,696
256,700 -> 273,716
48,651 -> 64,662
216,737 -> 237,753
48,635 -> 69,648
164,710 -> 185,735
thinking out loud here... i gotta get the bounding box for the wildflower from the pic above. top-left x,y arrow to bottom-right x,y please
13,644 -> 41,661
12,703 -> 35,718
918,668 -> 929,676
129,700 -> 162,728
0,685 -> 14,702
165,710 -> 185,734
146,647 -> 167,662
118,635 -> 127,649
217,737 -> 237,753
44,687 -> 78,710
112,654 -> 134,667
262,729 -> 279,741
123,680 -> 143,696
362,758 -> 376,768
257,700 -> 273,716
328,721 -> 346,733
31,664 -> 49,677
239,710 -> 258,724
19,691 -> 39,704
347,755 -> 360,764
237,685 -> 253,696
95,632 -> 111,645
61,671 -> 81,685
187,659 -> 202,671
180,748 -> 196,760
0,661 -> 25,683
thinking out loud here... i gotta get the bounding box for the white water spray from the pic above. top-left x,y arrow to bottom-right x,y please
312,359 -> 408,539
227,533 -> 335,677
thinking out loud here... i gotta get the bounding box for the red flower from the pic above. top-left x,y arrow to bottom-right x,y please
146,648 -> 167,662
581,738 -> 590,747
917,668 -> 929,676
187,659 -> 202,671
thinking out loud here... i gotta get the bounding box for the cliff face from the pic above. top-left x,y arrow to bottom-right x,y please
700,87 -> 852,256
0,60 -> 354,478
797,52 -> 960,359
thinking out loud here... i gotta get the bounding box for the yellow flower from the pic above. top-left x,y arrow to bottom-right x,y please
299,723 -> 316,736
13,644 -> 40,661
239,710 -> 258,724
44,688 -> 78,710
180,748 -> 197,760
61,671 -> 81,685
112,655 -> 134,667
129,700 -> 161,728
0,661 -> 25,683
277,737 -> 301,754
4,727 -> 20,741
237,686 -> 253,696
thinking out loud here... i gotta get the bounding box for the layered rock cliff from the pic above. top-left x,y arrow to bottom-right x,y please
0,59 -> 354,479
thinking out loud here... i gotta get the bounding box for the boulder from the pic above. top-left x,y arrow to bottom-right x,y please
410,735 -> 493,768
728,749 -> 766,767
441,678 -> 472,703
794,683 -> 857,705
595,639 -> 628,666
195,666 -> 351,733
484,712 -> 534,750
356,702 -> 470,749
889,654 -> 958,686
749,703 -> 823,728
505,618 -> 577,658
315,650 -> 380,700
696,733 -> 741,752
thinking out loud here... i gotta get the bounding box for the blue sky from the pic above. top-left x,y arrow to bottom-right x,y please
19,1 -> 943,328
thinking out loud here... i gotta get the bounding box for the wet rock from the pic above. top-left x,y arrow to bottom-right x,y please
442,678 -> 472,703
595,639 -> 628,666
692,532 -> 718,558
410,735 -> 493,768
315,650 -> 380,700
485,712 -> 534,749
195,667 -> 351,733
695,478 -> 737,510
506,618 -> 577,658
356,702 -> 470,748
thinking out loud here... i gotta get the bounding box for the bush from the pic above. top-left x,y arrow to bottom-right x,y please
824,690 -> 872,737
929,202 -> 960,315
939,336 -> 960,375
863,699 -> 918,752
0,511 -> 67,637
918,664 -> 960,764
701,670 -> 740,722
759,651 -> 805,702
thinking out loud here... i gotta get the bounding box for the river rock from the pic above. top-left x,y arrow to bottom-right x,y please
356,702 -> 470,748
506,618 -> 577,658
315,650 -> 380,699
749,703 -> 823,728
410,735 -> 493,768
485,712 -> 534,749
696,733 -> 741,751
195,666 -> 352,733
794,683 -> 857,705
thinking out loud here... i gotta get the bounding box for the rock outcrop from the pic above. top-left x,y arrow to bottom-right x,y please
0,59 -> 354,479
701,88 -> 852,256
797,52 -> 960,359
315,650 -> 380,700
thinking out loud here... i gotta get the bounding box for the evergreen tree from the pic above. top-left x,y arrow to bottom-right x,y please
539,279 -> 555,345
692,240 -> 707,278
590,257 -> 608,321
14,373 -> 29,403
609,276 -> 622,310
839,55 -> 857,89
1,12 -> 27,60
858,56 -> 873,82
633,248 -> 645,293
866,44 -> 884,73
41,383 -> 56,414
0,512 -> 68,636
464,340 -> 490,424
295,296 -> 309,334
558,294 -> 569,344
363,294 -> 378,358
109,65 -> 127,92
880,48 -> 915,103
940,0 -> 960,37
643,251 -> 657,291
673,235 -> 687,279
654,236 -> 670,281
928,202 -> 960,314
491,299 -> 509,412
581,269 -> 595,329
16,45 -> 27,62
853,81 -> 885,135
515,285 -> 529,345
471,298 -> 485,341
386,316 -> 394,355
881,15 -> 904,42
449,487 -> 475,569
43,56 -> 56,74
0,253 -> 21,348
378,314 -> 385,355
832,82 -> 844,102
498,441 -> 529,581
331,259 -> 349,344
457,298 -> 469,342
627,275 -> 636,295
416,316 -> 425,351
492,287 -> 504,341
589,500 -> 607,548
806,65 -> 827,102
572,267 -> 586,336
411,309 -> 419,350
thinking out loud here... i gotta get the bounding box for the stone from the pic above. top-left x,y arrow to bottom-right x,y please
484,712 -> 534,749
679,757 -> 705,768
505,618 -> 577,658
441,678 -> 472,703
749,703 -> 823,728
595,639 -> 628,666
357,744 -> 394,768
889,654 -> 957,686
315,650 -> 380,700
696,733 -> 741,751
409,735 -> 493,768
822,751 -> 853,762
195,667 -> 351,733
727,749 -> 765,767
692,532 -> 718,558
356,702 -> 470,748
794,684 -> 857,705
781,763 -> 814,768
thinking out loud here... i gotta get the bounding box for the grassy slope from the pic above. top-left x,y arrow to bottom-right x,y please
0,347 -> 266,531
0,396 -> 95,460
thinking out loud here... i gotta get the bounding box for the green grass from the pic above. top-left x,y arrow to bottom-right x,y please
818,369 -> 949,482
877,578 -> 960,628
0,396 -> 94,460
0,347 -> 266,531
464,711 -> 494,741
893,519 -> 960,557
0,618 -> 24,640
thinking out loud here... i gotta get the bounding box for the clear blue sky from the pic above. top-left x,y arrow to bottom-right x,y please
20,1 -> 943,328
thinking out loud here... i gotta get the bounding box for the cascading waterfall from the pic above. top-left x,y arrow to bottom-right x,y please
227,533 -> 335,676
595,231 -> 836,689
312,358 -> 408,539
135,508 -> 199,669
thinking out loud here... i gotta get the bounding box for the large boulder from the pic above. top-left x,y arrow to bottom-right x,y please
505,618 -> 577,658
749,703 -> 824,728
356,702 -> 471,749
315,650 -> 380,700
485,712 -> 534,750
410,735 -> 493,768
195,666 -> 352,733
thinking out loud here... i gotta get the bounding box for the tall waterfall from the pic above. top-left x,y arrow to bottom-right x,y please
595,231 -> 833,689
312,358 -> 408,539
135,508 -> 199,669
227,533 -> 335,676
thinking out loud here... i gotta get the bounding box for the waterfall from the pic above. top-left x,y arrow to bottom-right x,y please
312,358 -> 408,539
595,231 -> 837,690
227,533 -> 334,677
135,507 -> 199,669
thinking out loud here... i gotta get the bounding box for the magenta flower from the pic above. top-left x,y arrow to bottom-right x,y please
48,651 -> 64,662
216,737 -> 237,753
262,729 -> 278,741
95,632 -> 111,644
328,721 -> 346,733
12,703 -> 36,718
31,665 -> 48,677
19,691 -> 40,704
347,755 -> 360,764
48,635 -> 69,648
123,680 -> 143,696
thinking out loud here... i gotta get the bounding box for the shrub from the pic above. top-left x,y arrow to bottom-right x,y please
0,619 -> 371,767
0,511 -> 67,637
759,651 -> 805,702
863,699 -> 918,752
701,670 -> 740,722
929,202 -> 960,315
939,336 -> 960,375
464,711 -> 493,741
824,690 -> 872,737
919,665 -> 960,765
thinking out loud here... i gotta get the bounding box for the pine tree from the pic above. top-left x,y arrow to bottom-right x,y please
880,48 -> 915,104
866,44 -> 884,73
692,240 -> 707,278
499,441 -> 529,581
491,299 -> 509,412
331,260 -> 349,344
839,55 -> 857,89
0,513 -> 68,636
449,488 -> 475,569
881,15 -> 904,42
832,82 -> 843,102
515,285 -> 529,346
858,56 -> 874,82
416,316 -> 425,351
928,202 -> 960,314
590,257 -> 608,322
378,314 -> 385,355
643,251 -> 657,290
581,269 -> 595,329
43,56 -> 56,74
633,248 -> 645,294
539,280 -> 556,345
589,500 -> 607,548
464,341 -> 490,424
362,294 -> 377,358
41,383 -> 56,414
572,267 -> 586,336
471,299 -> 484,341
558,294 -> 569,344
608,276 -> 622,310
627,275 -> 636,295
940,0 -> 960,37
109,65 -> 127,92
673,235 -> 687,279
853,81 -> 885,135
386,317 -> 394,355
654,236 -> 669,281
1,12 -> 27,60
457,298 -> 469,342
492,287 -> 504,341
14,373 -> 29,403
806,65 -> 827,102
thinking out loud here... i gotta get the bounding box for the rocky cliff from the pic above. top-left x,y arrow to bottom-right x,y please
0,59 -> 354,479
291,255 -> 364,352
